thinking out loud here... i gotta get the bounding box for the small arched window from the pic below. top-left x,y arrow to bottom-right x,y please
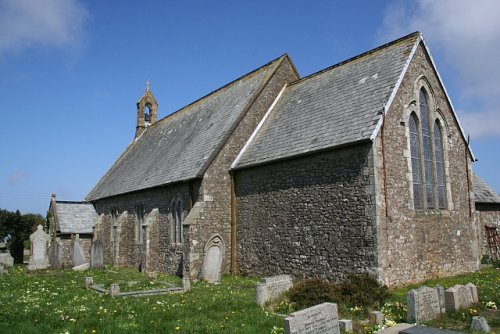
171,198 -> 183,245
434,120 -> 446,209
409,113 -> 423,209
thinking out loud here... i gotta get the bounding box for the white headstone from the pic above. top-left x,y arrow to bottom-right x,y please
27,225 -> 50,270
201,236 -> 224,283
466,283 -> 479,303
0,252 -> 14,267
284,302 -> 340,334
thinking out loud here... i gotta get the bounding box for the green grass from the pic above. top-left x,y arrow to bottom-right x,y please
0,266 -> 498,333
0,266 -> 282,334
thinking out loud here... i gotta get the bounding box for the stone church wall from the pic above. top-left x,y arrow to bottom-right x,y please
374,43 -> 480,286
93,183 -> 191,275
475,203 -> 500,257
185,57 -> 300,278
235,143 -> 378,281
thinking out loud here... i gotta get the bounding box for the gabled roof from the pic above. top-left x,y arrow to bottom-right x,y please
87,55 -> 289,201
473,173 -> 500,204
233,32 -> 473,170
54,201 -> 98,234
233,33 -> 420,169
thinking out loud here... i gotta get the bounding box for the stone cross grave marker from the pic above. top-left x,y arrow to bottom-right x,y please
71,235 -> 86,268
48,239 -> 63,269
27,225 -> 50,270
91,240 -> 104,269
407,285 -> 445,323
256,275 -> 293,307
445,284 -> 475,312
284,302 -> 340,334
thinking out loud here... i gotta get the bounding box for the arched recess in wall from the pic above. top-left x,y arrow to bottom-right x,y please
201,235 -> 225,283
169,196 -> 184,246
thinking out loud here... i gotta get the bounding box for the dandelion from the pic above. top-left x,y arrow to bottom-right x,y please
175,326 -> 180,331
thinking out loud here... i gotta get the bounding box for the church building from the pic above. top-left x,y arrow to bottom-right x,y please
53,32 -> 495,286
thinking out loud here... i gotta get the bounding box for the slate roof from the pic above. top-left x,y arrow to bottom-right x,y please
55,201 -> 98,234
473,173 -> 500,204
233,32 -> 421,169
87,55 -> 286,201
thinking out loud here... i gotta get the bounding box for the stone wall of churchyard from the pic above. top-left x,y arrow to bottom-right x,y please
373,43 -> 480,286
235,143 -> 378,281
186,57 -> 300,278
92,182 -> 192,275
475,203 -> 500,257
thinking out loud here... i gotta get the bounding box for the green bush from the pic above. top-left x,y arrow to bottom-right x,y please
336,273 -> 388,309
287,278 -> 337,310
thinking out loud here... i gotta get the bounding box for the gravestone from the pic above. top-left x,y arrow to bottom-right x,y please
466,283 -> 478,303
48,240 -> 63,269
339,319 -> 353,333
435,285 -> 446,314
470,316 -> 490,333
0,263 -> 5,275
0,242 -> 13,267
85,277 -> 94,289
110,284 -> 120,297
201,236 -> 224,283
91,240 -> 104,269
256,275 -> 293,307
27,225 -> 50,270
284,302 -> 340,334
370,311 -> 384,325
445,284 -> 474,312
71,235 -> 86,268
407,286 -> 444,323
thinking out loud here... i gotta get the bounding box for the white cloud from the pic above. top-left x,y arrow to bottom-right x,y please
0,0 -> 89,58
379,0 -> 500,139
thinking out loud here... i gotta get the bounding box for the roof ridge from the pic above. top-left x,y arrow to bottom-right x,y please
56,200 -> 91,204
287,31 -> 421,87
146,54 -> 289,131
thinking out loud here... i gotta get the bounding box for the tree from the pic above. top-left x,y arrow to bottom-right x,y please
0,208 -> 44,264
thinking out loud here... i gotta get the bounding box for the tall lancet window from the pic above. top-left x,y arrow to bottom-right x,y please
434,120 -> 446,209
171,198 -> 183,245
419,89 -> 435,208
409,113 -> 423,209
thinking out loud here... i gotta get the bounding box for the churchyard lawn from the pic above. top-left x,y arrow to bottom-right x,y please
0,266 -> 498,333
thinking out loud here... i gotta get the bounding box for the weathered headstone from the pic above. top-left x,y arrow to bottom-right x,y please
85,277 -> 94,289
466,283 -> 478,303
0,242 -> 14,267
370,311 -> 384,325
400,325 -> 466,334
110,284 -> 120,297
339,319 -> 353,332
90,240 -> 104,269
434,284 -> 446,314
48,240 -> 63,269
470,316 -> 490,333
0,263 -> 5,275
27,225 -> 50,270
71,235 -> 86,268
445,284 -> 474,312
256,275 -> 293,307
407,286 -> 444,323
201,236 -> 224,283
182,277 -> 191,292
284,302 -> 340,334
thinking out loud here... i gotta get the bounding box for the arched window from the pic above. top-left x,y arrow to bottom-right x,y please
409,113 -> 423,209
408,86 -> 448,210
434,120 -> 446,209
171,198 -> 183,245
135,204 -> 144,243
419,89 -> 435,208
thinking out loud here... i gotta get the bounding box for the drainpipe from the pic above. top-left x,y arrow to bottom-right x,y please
229,171 -> 237,274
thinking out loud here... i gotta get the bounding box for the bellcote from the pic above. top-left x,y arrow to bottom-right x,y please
135,81 -> 158,138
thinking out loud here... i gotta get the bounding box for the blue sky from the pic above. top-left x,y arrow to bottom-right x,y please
0,0 -> 499,215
